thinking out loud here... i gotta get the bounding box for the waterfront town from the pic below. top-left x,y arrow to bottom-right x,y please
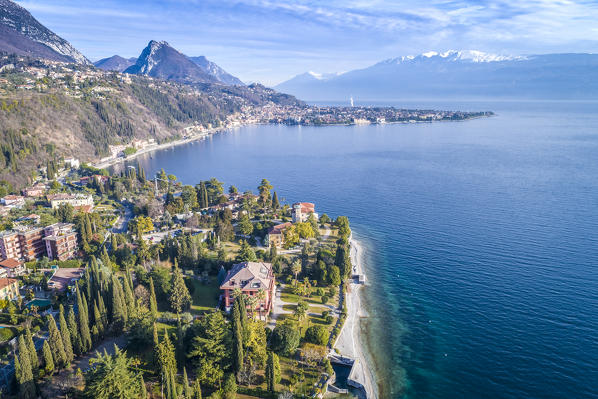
0,153 -> 370,398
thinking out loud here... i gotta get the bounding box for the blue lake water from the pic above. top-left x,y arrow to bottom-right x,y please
115,100 -> 598,399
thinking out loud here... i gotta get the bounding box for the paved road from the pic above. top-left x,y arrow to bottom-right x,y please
111,202 -> 133,234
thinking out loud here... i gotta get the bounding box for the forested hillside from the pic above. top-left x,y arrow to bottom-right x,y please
0,54 -> 303,187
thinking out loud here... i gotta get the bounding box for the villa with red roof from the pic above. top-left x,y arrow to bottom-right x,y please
220,261 -> 276,316
291,202 -> 318,223
267,222 -> 292,248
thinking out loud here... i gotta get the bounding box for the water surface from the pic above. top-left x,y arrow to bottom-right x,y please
116,100 -> 598,399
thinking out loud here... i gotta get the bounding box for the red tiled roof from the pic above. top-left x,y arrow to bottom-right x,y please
0,278 -> 17,289
0,258 -> 22,269
268,222 -> 292,235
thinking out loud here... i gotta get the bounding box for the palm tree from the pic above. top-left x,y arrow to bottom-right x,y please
256,289 -> 266,320
291,260 -> 301,283
246,295 -> 258,319
294,300 -> 308,322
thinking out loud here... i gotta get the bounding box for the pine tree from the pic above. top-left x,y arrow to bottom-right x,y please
169,264 -> 191,314
24,327 -> 38,375
47,314 -> 67,368
140,374 -> 148,399
272,191 -> 280,210
149,276 -> 158,320
231,301 -> 244,374
183,367 -> 192,399
42,340 -> 54,375
59,305 -> 74,363
77,288 -> 92,351
192,378 -> 202,399
111,276 -> 126,333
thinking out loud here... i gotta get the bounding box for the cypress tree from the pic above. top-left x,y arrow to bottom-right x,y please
111,276 -> 126,333
111,233 -> 118,253
77,288 -> 92,351
183,367 -> 192,399
84,213 -> 93,239
98,295 -> 108,330
192,379 -> 202,399
24,327 -> 38,375
231,301 -> 244,374
15,341 -> 36,399
123,270 -> 136,318
266,350 -> 275,392
93,301 -> 104,338
169,368 -> 177,399
140,374 -> 147,399
149,277 -> 158,320
117,277 -> 129,324
42,340 -> 54,375
272,191 -> 280,209
100,245 -> 111,269
58,305 -> 74,363
169,264 -> 191,314
67,305 -> 82,355
47,314 -> 67,368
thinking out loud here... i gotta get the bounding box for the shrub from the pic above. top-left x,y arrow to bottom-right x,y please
325,315 -> 334,325
321,295 -> 329,304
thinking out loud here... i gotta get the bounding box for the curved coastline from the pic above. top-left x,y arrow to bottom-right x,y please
333,234 -> 378,398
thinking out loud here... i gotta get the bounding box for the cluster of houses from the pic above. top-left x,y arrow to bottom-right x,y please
266,202 -> 319,249
0,223 -> 79,300
217,201 -> 319,316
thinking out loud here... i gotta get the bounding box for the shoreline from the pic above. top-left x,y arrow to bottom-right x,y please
92,115 -> 490,170
333,235 -> 378,398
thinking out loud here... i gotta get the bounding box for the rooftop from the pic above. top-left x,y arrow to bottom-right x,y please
220,261 -> 274,291
0,259 -> 22,269
0,278 -> 18,289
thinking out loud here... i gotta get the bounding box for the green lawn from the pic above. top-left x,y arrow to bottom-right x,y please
188,276 -> 220,314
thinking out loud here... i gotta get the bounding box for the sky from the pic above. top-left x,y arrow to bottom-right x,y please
14,0 -> 598,85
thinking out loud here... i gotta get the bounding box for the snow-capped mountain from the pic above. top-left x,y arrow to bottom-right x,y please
94,55 -> 137,72
124,40 -> 218,83
188,56 -> 243,85
382,50 -> 525,65
275,51 -> 598,100
0,0 -> 89,64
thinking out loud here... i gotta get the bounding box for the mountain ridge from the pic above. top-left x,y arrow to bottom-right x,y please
0,0 -> 89,64
275,51 -> 598,100
94,55 -> 137,72
124,40 -> 218,83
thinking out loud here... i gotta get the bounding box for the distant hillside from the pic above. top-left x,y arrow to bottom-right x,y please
275,50 -> 598,100
124,40 -> 218,84
0,55 -> 303,187
189,56 -> 244,85
94,55 -> 137,72
0,0 -> 89,64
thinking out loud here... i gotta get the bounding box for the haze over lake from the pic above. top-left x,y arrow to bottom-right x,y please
115,100 -> 598,399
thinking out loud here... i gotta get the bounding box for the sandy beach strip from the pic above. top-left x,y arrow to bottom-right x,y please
333,235 -> 378,398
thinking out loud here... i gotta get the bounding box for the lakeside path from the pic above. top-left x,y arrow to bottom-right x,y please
334,236 -> 378,398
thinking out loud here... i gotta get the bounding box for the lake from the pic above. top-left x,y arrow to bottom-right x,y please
114,100 -> 598,399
